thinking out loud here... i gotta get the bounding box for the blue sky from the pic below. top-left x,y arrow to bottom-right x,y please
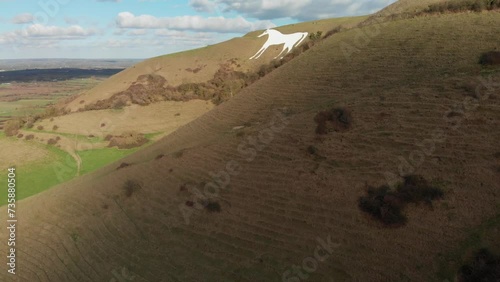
0,0 -> 396,59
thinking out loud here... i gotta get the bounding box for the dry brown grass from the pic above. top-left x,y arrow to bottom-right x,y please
35,100 -> 214,136
0,135 -> 49,170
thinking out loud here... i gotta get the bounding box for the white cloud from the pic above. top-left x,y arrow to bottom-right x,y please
213,0 -> 396,20
11,13 -> 34,24
127,29 -> 148,36
20,24 -> 96,38
0,24 -> 96,45
189,0 -> 217,13
115,12 -> 275,33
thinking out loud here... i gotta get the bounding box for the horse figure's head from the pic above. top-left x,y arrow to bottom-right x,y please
257,29 -> 271,38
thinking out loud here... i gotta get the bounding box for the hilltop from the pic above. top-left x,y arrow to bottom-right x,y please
1,2 -> 500,281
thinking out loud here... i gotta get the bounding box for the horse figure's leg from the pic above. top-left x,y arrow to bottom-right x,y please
293,32 -> 308,48
274,45 -> 288,59
250,46 -> 264,59
250,43 -> 270,59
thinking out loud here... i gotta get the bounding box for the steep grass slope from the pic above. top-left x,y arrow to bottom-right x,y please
2,10 -> 499,282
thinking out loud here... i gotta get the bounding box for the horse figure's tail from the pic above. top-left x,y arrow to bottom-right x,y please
294,32 -> 308,48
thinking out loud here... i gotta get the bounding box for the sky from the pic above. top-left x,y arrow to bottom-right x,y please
0,0 -> 396,59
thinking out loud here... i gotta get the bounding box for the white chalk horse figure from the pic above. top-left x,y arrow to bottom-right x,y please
249,29 -> 308,60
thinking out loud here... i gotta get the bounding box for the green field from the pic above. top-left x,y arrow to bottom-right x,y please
78,146 -> 144,175
0,132 -> 158,206
77,132 -> 161,175
0,99 -> 52,117
0,138 -> 78,206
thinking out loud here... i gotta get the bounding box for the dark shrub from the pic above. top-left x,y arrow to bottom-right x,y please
112,97 -> 127,109
358,175 -> 444,226
324,26 -> 342,39
330,108 -> 352,132
359,185 -> 407,226
4,119 -> 24,136
155,154 -> 165,160
52,125 -> 58,131
37,125 -> 44,130
123,180 -> 141,197
205,201 -> 221,212
17,133 -> 23,138
47,138 -> 58,145
396,175 -> 444,204
458,248 -> 500,282
108,131 -> 148,149
479,51 -> 500,66
309,31 -> 323,41
307,145 -> 318,155
314,107 -> 352,135
117,162 -> 130,170
314,111 -> 330,135
25,134 -> 34,140
173,150 -> 184,158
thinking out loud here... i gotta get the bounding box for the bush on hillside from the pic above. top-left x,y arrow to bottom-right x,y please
458,248 -> 500,282
395,175 -> 444,204
107,131 -> 148,149
359,185 -> 407,226
24,115 -> 40,129
123,179 -> 141,197
479,51 -> 500,66
117,162 -> 130,170
4,118 -> 24,137
358,175 -> 444,227
309,31 -> 323,41
324,26 -> 343,39
41,106 -> 68,119
314,107 -> 352,135
426,0 -> 500,14
112,96 -> 128,109
204,200 -> 221,212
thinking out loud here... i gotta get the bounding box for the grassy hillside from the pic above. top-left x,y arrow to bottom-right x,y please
64,16 -> 367,112
1,7 -> 499,282
0,16 -> 364,208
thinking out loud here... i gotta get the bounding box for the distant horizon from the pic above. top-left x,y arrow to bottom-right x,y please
0,58 -> 145,61
0,0 -> 396,59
